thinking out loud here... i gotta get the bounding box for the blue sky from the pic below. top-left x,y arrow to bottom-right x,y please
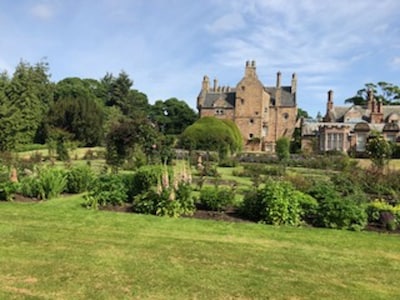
1,0 -> 399,117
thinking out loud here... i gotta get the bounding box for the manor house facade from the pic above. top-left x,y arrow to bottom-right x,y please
302,90 -> 400,153
197,61 -> 298,152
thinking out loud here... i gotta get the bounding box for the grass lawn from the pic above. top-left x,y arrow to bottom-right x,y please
0,196 -> 399,299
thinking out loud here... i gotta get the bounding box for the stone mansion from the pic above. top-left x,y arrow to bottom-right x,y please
197,61 -> 298,152
302,90 -> 400,153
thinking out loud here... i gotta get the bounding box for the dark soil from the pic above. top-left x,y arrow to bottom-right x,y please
12,193 -> 41,203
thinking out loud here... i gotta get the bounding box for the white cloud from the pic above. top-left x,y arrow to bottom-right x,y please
30,3 -> 55,20
392,57 -> 400,68
206,13 -> 246,33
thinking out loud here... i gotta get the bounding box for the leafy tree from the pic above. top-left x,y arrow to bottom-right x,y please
366,132 -> 392,170
345,82 -> 400,106
179,117 -> 242,158
105,118 -> 161,170
101,71 -> 149,118
297,108 -> 309,119
47,77 -> 104,146
149,98 -> 197,135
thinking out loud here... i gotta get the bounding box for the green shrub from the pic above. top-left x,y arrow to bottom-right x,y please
19,168 -> 66,200
241,180 -> 301,226
316,197 -> 367,231
0,181 -> 19,201
38,167 -> 67,200
19,176 -> 42,199
133,182 -> 194,217
65,165 -> 95,194
84,174 -> 128,208
198,162 -> 220,177
295,191 -> 318,224
366,199 -> 400,230
218,157 -> 238,168
130,165 -> 171,198
199,186 -> 235,212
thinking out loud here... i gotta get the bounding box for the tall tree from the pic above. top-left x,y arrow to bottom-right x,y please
0,72 -> 22,151
4,60 -> 53,146
47,77 -> 104,146
149,98 -> 197,135
101,71 -> 149,119
345,82 -> 400,106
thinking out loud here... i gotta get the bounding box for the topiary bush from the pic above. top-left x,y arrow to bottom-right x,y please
240,180 -> 302,226
199,186 -> 235,212
179,117 -> 242,158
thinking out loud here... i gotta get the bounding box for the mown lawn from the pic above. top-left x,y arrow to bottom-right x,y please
1,196 -> 400,299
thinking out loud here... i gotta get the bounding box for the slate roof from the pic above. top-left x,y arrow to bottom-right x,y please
265,86 -> 296,107
200,85 -> 295,108
202,91 -> 236,108
329,105 -> 400,122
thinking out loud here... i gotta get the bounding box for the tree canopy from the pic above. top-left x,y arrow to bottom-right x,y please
345,82 -> 400,106
149,98 -> 197,135
0,60 -> 195,153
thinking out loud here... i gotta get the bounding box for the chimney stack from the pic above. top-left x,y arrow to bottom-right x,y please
291,73 -> 297,94
327,90 -> 334,111
202,75 -> 209,91
244,60 -> 257,78
367,89 -> 375,112
213,78 -> 218,92
276,71 -> 281,88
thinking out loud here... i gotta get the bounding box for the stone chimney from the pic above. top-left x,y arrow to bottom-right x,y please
327,90 -> 334,111
377,100 -> 382,113
276,71 -> 281,88
367,89 -> 374,111
291,73 -> 297,94
213,78 -> 218,92
369,90 -> 384,124
202,75 -> 209,92
244,60 -> 257,78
